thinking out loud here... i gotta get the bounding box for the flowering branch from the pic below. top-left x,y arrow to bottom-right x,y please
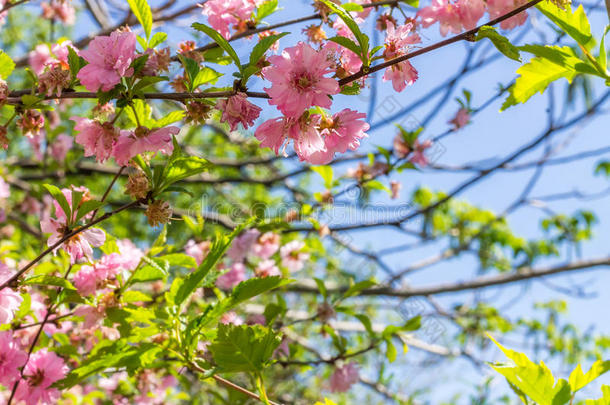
0,199 -> 143,291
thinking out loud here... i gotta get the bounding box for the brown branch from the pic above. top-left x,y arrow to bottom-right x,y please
0,0 -> 30,14
338,0 -> 544,86
287,257 -> 610,298
0,199 -> 143,291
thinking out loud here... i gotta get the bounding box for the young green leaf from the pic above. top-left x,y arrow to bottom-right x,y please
0,50 -> 15,79
192,23 -> 242,72
536,2 -> 594,50
43,184 -> 71,223
249,32 -> 288,67
475,26 -> 521,62
127,0 -> 153,41
319,0 -> 369,65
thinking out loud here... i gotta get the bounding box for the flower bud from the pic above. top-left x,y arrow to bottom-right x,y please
17,110 -> 45,136
145,200 -> 172,227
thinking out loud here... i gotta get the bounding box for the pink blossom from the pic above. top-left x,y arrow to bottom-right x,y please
73,265 -> 98,296
71,117 -> 119,163
0,288 -> 22,324
15,349 -> 68,405
216,262 -> 246,290
458,0 -> 486,30
227,229 -> 260,262
41,0 -> 75,24
74,305 -> 105,329
185,239 -> 210,266
263,42 -> 339,117
449,107 -> 471,129
116,239 -> 144,270
49,134 -> 73,161
383,61 -> 419,92
220,311 -> 244,325
280,240 -> 309,272
255,259 -> 281,277
77,31 -> 137,92
332,16 -> 364,39
0,331 -> 27,386
28,41 -> 75,75
488,0 -> 529,30
329,362 -> 359,393
112,126 -> 179,166
0,176 -> 9,199
40,216 -> 105,264
319,109 -> 369,155
29,45 -> 54,75
252,232 -> 280,259
200,0 -> 255,39
417,0 -> 463,36
409,139 -> 433,167
216,92 -> 262,131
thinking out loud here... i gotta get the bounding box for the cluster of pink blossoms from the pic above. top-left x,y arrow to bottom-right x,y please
184,229 -> 310,292
417,0 -> 529,35
200,0 -> 263,39
0,331 -> 68,405
40,186 -> 106,264
255,42 -> 370,164
41,0 -> 75,25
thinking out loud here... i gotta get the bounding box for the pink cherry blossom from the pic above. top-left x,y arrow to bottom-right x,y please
329,362 -> 359,393
252,232 -> 280,259
73,265 -> 98,296
216,262 -> 246,290
112,126 -> 179,166
40,215 -> 106,264
220,311 -> 244,325
200,0 -> 255,39
49,134 -> 73,161
319,109 -> 369,155
41,0 -> 75,24
449,107 -> 471,129
0,287 -> 22,325
409,139 -> 433,167
383,61 -> 419,92
116,239 -> 144,270
14,349 -> 68,405
216,92 -> 262,132
263,42 -> 339,117
29,41 -> 76,75
71,117 -> 119,163
488,0 -> 529,30
0,176 -> 9,199
227,229 -> 260,262
417,0 -> 463,36
185,239 -> 211,266
458,0 -> 486,30
77,31 -> 137,92
255,259 -> 281,277
280,240 -> 310,272
0,331 -> 27,386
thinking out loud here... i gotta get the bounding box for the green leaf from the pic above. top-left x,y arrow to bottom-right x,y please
230,276 -> 292,304
327,36 -> 362,57
0,50 -> 15,79
385,338 -> 397,363
121,290 -> 152,303
475,26 -> 521,62
536,2 -> 594,50
501,56 -> 577,110
192,23 -> 242,72
255,0 -> 278,21
488,335 -> 572,405
127,0 -> 153,41
75,200 -> 104,223
319,0 -> 369,65
192,67 -> 223,89
157,156 -> 209,193
311,165 -> 334,189
43,184 -> 71,223
209,324 -> 281,373
132,76 -> 169,94
23,275 -> 75,290
598,25 -> 610,74
569,360 -> 610,393
343,279 -> 376,298
67,47 -> 84,80
248,32 -> 288,67
153,110 -> 185,127
149,32 -> 167,48
170,223 -> 247,306
158,253 -> 197,269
